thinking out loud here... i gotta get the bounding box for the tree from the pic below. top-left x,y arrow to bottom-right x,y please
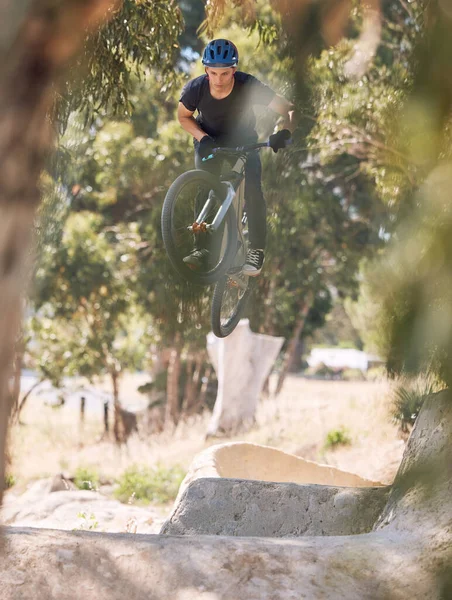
373,3 -> 452,387
55,0 -> 183,129
36,65 -> 214,428
0,0 -> 117,505
32,211 -> 147,440
0,0 -> 185,504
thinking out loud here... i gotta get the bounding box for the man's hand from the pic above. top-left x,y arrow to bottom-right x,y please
199,135 -> 217,159
269,129 -> 291,153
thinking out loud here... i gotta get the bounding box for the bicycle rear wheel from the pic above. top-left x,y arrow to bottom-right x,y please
211,271 -> 256,338
161,170 -> 237,285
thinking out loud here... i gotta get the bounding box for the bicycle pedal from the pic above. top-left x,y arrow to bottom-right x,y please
227,279 -> 239,288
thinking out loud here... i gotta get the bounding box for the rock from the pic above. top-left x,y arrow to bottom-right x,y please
375,389 -> 452,533
0,526 -> 445,599
161,477 -> 390,537
162,441 -> 386,537
1,392 -> 452,599
1,481 -> 162,534
172,441 -> 382,508
49,473 -> 77,493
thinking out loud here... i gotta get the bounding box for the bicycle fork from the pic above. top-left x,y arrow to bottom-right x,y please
188,182 -> 236,234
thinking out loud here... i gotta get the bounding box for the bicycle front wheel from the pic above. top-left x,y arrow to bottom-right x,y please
161,170 -> 237,285
211,272 -> 256,338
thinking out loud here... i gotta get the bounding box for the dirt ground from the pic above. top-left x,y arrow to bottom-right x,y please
9,375 -> 404,489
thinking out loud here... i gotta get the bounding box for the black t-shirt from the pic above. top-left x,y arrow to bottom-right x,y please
179,71 -> 276,145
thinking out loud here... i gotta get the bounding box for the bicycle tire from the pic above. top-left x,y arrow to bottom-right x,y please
211,273 -> 256,338
161,170 -> 238,285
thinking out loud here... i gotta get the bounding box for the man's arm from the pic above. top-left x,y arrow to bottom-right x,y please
268,95 -> 296,132
177,102 -> 208,142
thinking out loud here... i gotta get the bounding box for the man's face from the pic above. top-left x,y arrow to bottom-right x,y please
205,67 -> 236,90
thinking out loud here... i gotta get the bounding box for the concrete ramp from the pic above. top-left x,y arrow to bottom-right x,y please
1,391 -> 452,599
160,478 -> 390,537
162,442 -> 387,537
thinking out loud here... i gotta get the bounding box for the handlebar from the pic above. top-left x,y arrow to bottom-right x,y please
202,141 -> 270,162
202,139 -> 293,162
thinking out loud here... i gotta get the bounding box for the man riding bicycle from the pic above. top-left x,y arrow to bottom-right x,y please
178,38 -> 294,276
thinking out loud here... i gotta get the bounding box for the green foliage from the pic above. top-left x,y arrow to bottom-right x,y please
324,427 -> 352,450
33,45 -> 213,394
76,512 -> 99,531
57,0 -> 184,129
366,366 -> 387,382
390,376 -> 441,434
4,473 -> 15,489
114,464 -> 185,505
311,300 -> 363,350
377,163 -> 452,388
179,0 -> 206,55
341,368 -> 366,382
31,210 -> 147,388
73,466 -> 100,491
344,260 -> 385,355
36,174 -> 71,267
38,0 -> 429,390
308,40 -> 414,207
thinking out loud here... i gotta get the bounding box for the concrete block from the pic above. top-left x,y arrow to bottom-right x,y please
161,477 -> 390,537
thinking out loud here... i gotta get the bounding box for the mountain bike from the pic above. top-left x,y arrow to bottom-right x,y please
161,141 -> 271,338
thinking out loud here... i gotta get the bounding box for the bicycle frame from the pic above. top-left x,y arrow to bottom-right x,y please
190,154 -> 246,233
189,142 -> 269,288
192,142 -> 269,229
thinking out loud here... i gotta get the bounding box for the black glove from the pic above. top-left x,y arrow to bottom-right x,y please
269,129 -> 291,153
198,135 -> 217,160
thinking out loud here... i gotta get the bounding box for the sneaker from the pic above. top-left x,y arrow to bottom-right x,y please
183,248 -> 210,270
242,249 -> 265,276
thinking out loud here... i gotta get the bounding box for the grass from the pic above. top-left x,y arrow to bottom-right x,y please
7,376 -> 403,498
73,466 -> 100,491
390,375 -> 442,435
114,464 -> 185,505
76,512 -> 99,531
324,427 -> 352,450
4,473 -> 15,489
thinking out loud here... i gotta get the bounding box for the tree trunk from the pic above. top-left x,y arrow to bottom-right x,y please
9,344 -> 23,420
165,336 -> 181,427
80,396 -> 86,423
109,367 -> 138,444
260,273 -> 278,335
0,0 -> 120,508
181,353 -> 194,414
206,322 -> 284,437
275,292 -> 314,397
103,401 -> 109,434
190,353 -> 204,412
198,365 -> 212,411
112,370 -> 121,443
261,277 -> 277,396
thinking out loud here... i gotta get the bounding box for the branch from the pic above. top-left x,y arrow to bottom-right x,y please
16,378 -> 45,420
344,0 -> 382,80
399,0 -> 415,21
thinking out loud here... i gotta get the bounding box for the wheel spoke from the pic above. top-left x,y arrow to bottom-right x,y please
169,179 -> 229,271
162,170 -> 237,286
220,275 -> 249,326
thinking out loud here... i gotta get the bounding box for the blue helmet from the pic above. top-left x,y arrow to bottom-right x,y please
202,39 -> 239,68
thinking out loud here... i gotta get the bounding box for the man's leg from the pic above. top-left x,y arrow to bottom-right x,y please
243,151 -> 266,276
